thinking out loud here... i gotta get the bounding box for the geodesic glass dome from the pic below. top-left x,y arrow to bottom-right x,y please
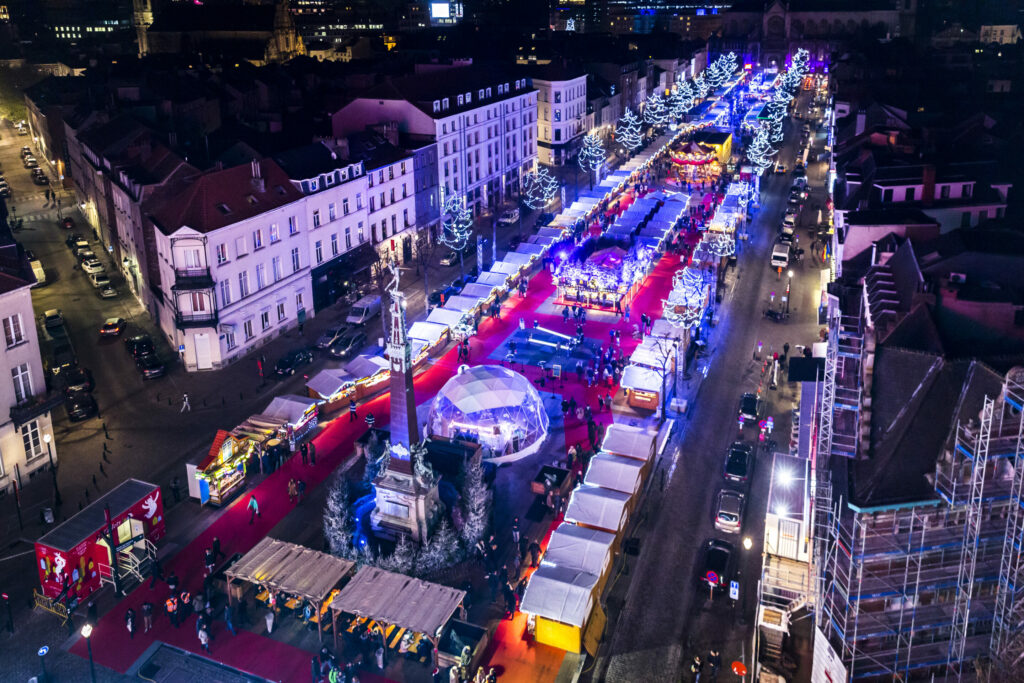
429,364 -> 549,460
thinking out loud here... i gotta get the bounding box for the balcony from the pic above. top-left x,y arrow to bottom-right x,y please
175,311 -> 218,329
10,391 -> 65,427
172,266 -> 214,290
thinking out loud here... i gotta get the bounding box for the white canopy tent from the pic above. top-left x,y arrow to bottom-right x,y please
520,564 -> 599,628
261,394 -> 318,424
564,485 -> 631,534
476,271 -> 510,288
306,368 -> 355,399
489,261 -> 522,277
503,252 -> 534,268
619,364 -> 665,394
629,337 -> 675,370
515,242 -> 546,258
583,453 -> 646,495
601,423 -> 656,463
543,523 -> 616,577
649,318 -> 685,341
408,321 -> 449,345
529,235 -> 557,247
427,308 -> 468,328
460,282 -> 501,300
442,294 -> 484,314
537,227 -> 567,240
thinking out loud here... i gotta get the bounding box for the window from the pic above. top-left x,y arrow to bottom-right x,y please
288,216 -> 298,235
331,233 -> 339,256
190,292 -> 206,312
270,223 -> 280,243
390,188 -> 395,203
940,185 -> 950,199
373,222 -> 380,240
882,188 -> 893,202
215,243 -> 228,265
11,362 -> 32,403
238,270 -> 250,298
555,129 -> 561,141
358,222 -> 366,243
255,263 -> 266,289
356,193 -> 362,209
219,280 -> 232,307
343,198 -> 350,215
400,161 -> 407,174
235,236 -> 248,258
277,302 -> 286,322
404,208 -> 410,227
905,187 -> 915,201
315,240 -> 323,264
433,100 -> 440,113
555,91 -> 561,103
243,319 -> 255,340
345,227 -> 352,249
272,256 -> 282,282
295,292 -> 304,312
260,310 -> 270,331
313,210 -> 321,228
369,197 -> 375,212
3,314 -> 25,348
369,174 -> 374,188
458,94 -> 464,106
291,247 -> 301,272
225,330 -> 236,350
391,215 -> 397,233
21,420 -> 42,461
329,203 -> 337,221
252,229 -> 264,250
961,211 -> 972,228
963,183 -> 972,198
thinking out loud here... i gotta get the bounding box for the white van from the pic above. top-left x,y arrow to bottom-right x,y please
771,243 -> 791,269
30,258 -> 46,286
346,295 -> 382,326
89,272 -> 111,289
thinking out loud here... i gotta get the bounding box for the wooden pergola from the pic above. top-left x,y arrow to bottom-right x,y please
329,566 -> 466,668
225,537 -> 355,642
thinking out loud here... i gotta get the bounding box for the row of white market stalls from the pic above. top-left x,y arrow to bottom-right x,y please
520,423 -> 658,653
186,394 -> 319,505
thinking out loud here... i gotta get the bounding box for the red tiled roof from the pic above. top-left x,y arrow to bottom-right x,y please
198,429 -> 231,470
146,159 -> 303,235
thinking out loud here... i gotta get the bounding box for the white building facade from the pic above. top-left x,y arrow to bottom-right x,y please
366,153 -> 417,264
530,71 -> 588,167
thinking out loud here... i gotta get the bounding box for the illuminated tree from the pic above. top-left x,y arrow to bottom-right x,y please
440,193 -> 472,277
522,167 -> 559,210
747,122 -> 777,174
323,473 -> 355,559
663,266 -> 710,329
459,452 -> 492,549
577,133 -> 606,190
643,92 -> 668,127
616,108 -> 643,154
693,72 -> 710,99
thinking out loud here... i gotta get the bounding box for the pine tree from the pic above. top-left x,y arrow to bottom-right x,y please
615,108 -> 643,155
693,72 -> 710,99
381,535 -> 417,575
440,193 -> 473,277
643,93 -> 668,127
577,133 -> 606,189
416,519 -> 458,576
521,167 -> 559,210
323,473 -> 354,559
459,452 -> 491,549
747,122 -> 777,174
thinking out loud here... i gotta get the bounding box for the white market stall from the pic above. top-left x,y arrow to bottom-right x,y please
519,564 -> 605,654
620,363 -> 667,411
256,394 -> 319,447
563,485 -> 632,535
601,424 -> 656,465
476,271 -> 511,289
427,307 -> 469,329
543,523 -> 616,580
583,452 -> 646,497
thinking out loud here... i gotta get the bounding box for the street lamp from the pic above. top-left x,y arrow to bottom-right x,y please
81,623 -> 96,683
785,269 -> 793,315
43,433 -> 61,507
739,536 -> 753,625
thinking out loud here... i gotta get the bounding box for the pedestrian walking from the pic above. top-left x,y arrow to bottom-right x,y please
224,603 -> 237,636
167,570 -> 179,595
212,536 -> 224,563
181,393 -> 191,412
308,441 -> 316,465
708,649 -> 721,679
528,541 -> 541,568
247,494 -> 261,524
511,516 -> 520,545
365,413 -> 375,429
300,441 -> 309,465
265,609 -> 275,634
126,607 -> 136,639
166,595 -> 180,628
297,478 -> 307,503
150,556 -> 164,588
204,547 -> 215,576
690,655 -> 703,682
349,400 -> 357,421
142,601 -> 154,632
624,303 -> 631,321
288,478 -> 298,504
198,625 -> 210,653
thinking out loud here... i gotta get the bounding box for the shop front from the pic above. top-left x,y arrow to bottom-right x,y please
311,242 -> 375,312
188,430 -> 254,506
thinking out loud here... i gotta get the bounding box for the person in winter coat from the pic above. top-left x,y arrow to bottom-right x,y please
198,625 -> 210,653
125,607 -> 136,639
142,601 -> 154,632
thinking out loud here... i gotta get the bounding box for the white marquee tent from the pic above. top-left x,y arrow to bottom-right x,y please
601,424 -> 656,463
520,564 -> 599,628
564,485 -> 631,534
543,523 -> 616,577
583,452 -> 646,496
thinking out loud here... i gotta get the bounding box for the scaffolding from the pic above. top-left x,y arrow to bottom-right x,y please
990,376 -> 1024,675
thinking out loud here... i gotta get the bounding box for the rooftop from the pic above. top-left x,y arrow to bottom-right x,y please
356,66 -> 535,118
274,141 -> 354,182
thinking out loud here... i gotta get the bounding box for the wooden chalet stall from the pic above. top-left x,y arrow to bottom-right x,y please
224,537 -> 355,642
601,424 -> 657,479
563,485 -> 631,537
330,566 -> 467,668
520,564 -> 606,654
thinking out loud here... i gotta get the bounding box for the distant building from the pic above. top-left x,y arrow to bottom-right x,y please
0,222 -> 58,494
980,24 -> 1022,45
523,65 -> 588,167
332,66 -> 538,217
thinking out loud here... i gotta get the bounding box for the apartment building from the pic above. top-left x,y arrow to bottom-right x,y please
348,132 -> 418,265
331,65 -> 538,218
0,226 -> 58,495
524,65 -> 588,166
146,159 -> 313,371
274,141 -> 374,313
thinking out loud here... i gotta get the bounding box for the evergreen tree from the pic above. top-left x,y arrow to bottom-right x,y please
615,109 -> 643,154
643,93 -> 668,127
416,519 -> 459,576
381,535 -> 417,575
440,193 -> 473,277
323,473 -> 354,559
693,72 -> 710,99
577,133 -> 606,189
459,452 -> 492,549
521,167 -> 559,210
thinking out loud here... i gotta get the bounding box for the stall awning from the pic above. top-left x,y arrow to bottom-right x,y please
476,271 -> 510,288
515,243 -> 546,257
427,308 -> 468,328
330,566 -> 466,637
528,235 -> 557,247
564,485 -> 631,534
37,479 -> 159,552
408,321 -> 449,345
460,283 -> 500,301
583,453 -> 646,495
225,537 -> 354,603
306,368 -> 355,399
601,424 -> 656,462
649,319 -> 685,342
629,337 -> 675,370
620,364 -> 665,393
442,294 -> 484,314
536,227 -> 567,240
261,394 -> 319,425
520,565 -> 599,627
344,355 -> 390,380
543,523 -> 615,577
490,261 -> 521,276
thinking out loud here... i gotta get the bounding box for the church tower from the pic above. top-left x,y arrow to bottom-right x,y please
371,266 -> 442,544
131,0 -> 154,56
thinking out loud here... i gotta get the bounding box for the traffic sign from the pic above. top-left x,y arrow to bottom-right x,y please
705,570 -> 718,585
730,580 -> 740,600
178,344 -> 185,353
38,645 -> 49,656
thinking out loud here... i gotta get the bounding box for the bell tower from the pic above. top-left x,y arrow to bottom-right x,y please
131,0 -> 153,56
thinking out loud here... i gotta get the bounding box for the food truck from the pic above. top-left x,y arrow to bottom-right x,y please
35,479 -> 164,601
187,430 -> 254,506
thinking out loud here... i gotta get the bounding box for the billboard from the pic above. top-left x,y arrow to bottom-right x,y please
430,2 -> 450,18
812,627 -> 848,683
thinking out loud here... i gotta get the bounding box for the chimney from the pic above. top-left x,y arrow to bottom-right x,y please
921,164 -> 935,206
251,159 -> 265,193
854,109 -> 867,136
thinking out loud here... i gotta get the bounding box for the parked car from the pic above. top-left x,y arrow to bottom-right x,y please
699,539 -> 734,594
66,233 -> 85,248
43,309 -> 64,329
52,344 -> 76,376
89,273 -> 111,289
32,170 -> 48,185
23,156 -> 38,169
440,251 -> 460,267
20,146 -> 32,158
715,490 -> 745,534
61,366 -> 95,394
497,208 -> 519,225
99,317 -> 127,337
724,442 -> 753,484
97,284 -> 118,299
535,212 -> 555,227
774,162 -> 788,174
315,325 -> 348,349
136,353 -> 166,380
82,259 -> 105,275
75,248 -> 96,262
275,348 -> 314,375
737,392 -> 761,422
125,333 -> 155,359
65,391 -> 98,422
328,330 -> 367,360
0,184 -> 9,198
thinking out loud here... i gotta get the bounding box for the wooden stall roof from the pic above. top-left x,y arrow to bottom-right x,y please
225,537 -> 355,602
329,566 -> 466,637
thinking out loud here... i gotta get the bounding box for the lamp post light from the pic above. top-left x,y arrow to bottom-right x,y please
81,623 -> 96,683
43,433 -> 61,507
739,536 -> 753,625
785,269 -> 793,315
